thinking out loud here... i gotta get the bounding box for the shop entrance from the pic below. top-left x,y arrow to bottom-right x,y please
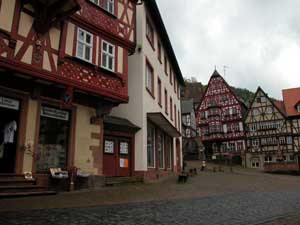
0,97 -> 20,173
103,137 -> 131,177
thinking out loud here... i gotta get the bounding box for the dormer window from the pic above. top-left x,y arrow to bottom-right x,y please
296,104 -> 300,112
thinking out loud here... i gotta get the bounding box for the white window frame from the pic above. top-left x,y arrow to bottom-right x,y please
76,28 -> 93,63
101,40 -> 115,72
104,0 -> 114,14
89,0 -> 99,5
145,62 -> 153,93
287,136 -> 293,144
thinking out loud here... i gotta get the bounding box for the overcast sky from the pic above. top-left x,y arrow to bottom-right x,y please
156,0 -> 300,99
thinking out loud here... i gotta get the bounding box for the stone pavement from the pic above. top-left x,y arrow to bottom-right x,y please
1,162 -> 300,224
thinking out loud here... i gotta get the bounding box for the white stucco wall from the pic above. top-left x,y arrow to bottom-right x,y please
111,3 -> 183,172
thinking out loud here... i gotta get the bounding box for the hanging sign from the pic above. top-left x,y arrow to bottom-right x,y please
41,106 -> 69,121
0,96 -> 19,110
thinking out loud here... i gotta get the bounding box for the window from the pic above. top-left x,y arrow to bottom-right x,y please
164,56 -> 168,75
261,96 -> 267,102
158,131 -> 165,169
169,67 -> 173,85
174,105 -> 177,128
170,97 -> 173,120
103,0 -> 114,14
178,110 -> 180,132
290,155 -> 295,161
146,61 -> 154,95
147,122 -> 155,168
165,136 -> 172,169
76,28 -> 93,63
157,41 -> 162,62
36,106 -> 71,172
157,78 -> 162,106
146,19 -> 154,47
174,78 -> 177,93
186,128 -> 191,138
252,139 -> 259,147
101,40 -> 115,72
296,104 -> 300,112
186,114 -> 191,126
253,109 -> 259,116
287,136 -> 292,144
264,156 -> 273,162
164,89 -> 168,114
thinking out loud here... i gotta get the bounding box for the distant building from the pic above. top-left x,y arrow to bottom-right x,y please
196,70 -> 247,163
181,82 -> 205,110
244,87 -> 300,170
181,99 -> 203,160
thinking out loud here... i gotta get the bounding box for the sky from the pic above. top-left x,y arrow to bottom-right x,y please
156,0 -> 300,99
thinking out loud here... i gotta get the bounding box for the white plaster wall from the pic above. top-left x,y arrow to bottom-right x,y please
111,3 -> 183,171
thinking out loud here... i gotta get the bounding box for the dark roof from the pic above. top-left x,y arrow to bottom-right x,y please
211,69 -> 221,78
104,116 -> 140,133
181,99 -> 194,114
144,0 -> 185,86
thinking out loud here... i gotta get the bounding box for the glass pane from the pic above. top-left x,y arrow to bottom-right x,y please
85,46 -> 91,61
109,45 -> 113,54
86,34 -> 91,44
78,30 -> 84,41
36,108 -> 70,172
77,42 -> 84,58
108,57 -> 113,70
103,42 -> 107,52
102,54 -> 107,67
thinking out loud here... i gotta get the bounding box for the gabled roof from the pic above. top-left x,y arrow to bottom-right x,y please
244,86 -> 286,120
273,100 -> 286,116
144,0 -> 185,86
282,87 -> 300,117
197,69 -> 248,112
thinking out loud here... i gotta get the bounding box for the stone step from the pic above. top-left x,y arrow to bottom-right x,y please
0,185 -> 48,193
105,176 -> 143,186
0,179 -> 36,186
0,191 -> 56,198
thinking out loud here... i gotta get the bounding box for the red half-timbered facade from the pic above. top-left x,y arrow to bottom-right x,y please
0,0 -> 137,189
196,70 -> 247,161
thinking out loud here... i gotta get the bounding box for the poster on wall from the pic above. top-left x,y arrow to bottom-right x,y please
120,158 -> 128,168
120,142 -> 129,154
104,140 -> 114,153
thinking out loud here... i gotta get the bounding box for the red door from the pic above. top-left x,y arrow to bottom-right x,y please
103,137 -> 131,177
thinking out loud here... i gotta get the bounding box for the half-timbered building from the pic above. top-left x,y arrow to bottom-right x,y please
244,87 -> 294,169
0,0 -> 137,190
196,70 -> 247,163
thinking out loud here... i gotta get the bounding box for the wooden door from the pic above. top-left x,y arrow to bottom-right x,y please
117,139 -> 131,177
103,137 -> 117,176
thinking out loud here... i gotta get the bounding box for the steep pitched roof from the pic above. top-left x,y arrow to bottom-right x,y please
282,87 -> 300,117
273,100 -> 286,116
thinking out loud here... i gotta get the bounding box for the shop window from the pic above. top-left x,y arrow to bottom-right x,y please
36,106 -> 70,172
76,28 -> 93,63
158,131 -> 165,169
165,136 -> 172,169
101,40 -> 115,72
147,122 -> 155,168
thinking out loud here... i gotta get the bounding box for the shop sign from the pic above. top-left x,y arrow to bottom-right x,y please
120,142 -> 129,154
104,140 -> 114,153
41,106 -> 69,121
0,96 -> 19,110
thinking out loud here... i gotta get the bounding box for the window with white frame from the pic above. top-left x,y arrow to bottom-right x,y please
146,61 -> 154,94
186,114 -> 191,126
76,28 -> 93,63
252,139 -> 259,147
296,104 -> 300,112
101,40 -> 115,72
287,136 -> 292,144
89,0 -> 99,5
103,0 -> 114,14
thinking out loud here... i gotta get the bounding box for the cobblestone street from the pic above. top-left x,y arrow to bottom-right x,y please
1,165 -> 300,225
